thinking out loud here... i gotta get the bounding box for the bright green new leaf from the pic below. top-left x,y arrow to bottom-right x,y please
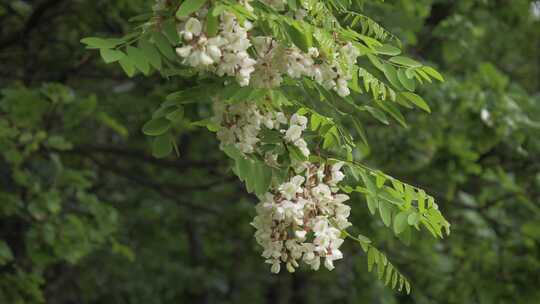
375,44 -> 401,56
397,69 -> 416,92
422,66 -> 444,81
400,92 -> 431,113
390,56 -> 422,68
394,211 -> 409,235
379,201 -> 392,227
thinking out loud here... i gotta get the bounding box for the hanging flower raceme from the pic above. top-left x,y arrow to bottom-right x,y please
251,162 -> 351,273
212,98 -> 353,273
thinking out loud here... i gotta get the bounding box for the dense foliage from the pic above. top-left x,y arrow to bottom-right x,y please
0,0 -> 539,303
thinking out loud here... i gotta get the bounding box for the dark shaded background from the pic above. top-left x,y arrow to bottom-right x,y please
1,0 -> 539,303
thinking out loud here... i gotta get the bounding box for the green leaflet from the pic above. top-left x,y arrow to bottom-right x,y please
393,211 -> 409,235
390,56 -> 422,68
99,49 -> 125,63
152,32 -> 175,60
139,38 -> 162,70
375,44 -> 401,56
176,0 -> 208,18
142,117 -> 170,136
152,134 -> 173,158
400,92 -> 431,113
126,46 -> 150,75
81,37 -> 121,49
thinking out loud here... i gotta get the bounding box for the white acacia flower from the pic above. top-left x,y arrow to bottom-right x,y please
184,17 -> 202,36
278,175 -> 305,200
294,138 -> 310,157
284,124 -> 303,142
312,184 -> 332,201
290,114 -> 308,128
175,45 -> 192,57
330,162 -> 346,184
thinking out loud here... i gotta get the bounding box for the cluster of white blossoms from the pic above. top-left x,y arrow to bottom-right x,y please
155,0 -> 359,274
213,101 -> 285,154
175,9 -> 257,86
250,37 -> 360,97
212,100 -> 353,273
154,0 -> 360,96
212,100 -> 310,158
251,162 -> 352,273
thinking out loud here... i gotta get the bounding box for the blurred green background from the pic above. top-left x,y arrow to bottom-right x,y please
1,0 -> 539,303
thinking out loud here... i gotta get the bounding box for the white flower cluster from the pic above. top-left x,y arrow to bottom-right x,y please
213,101 -> 285,154
175,10 -> 257,86
213,101 -> 310,158
283,114 -> 310,158
251,162 -> 351,273
163,1 -> 360,96
251,37 -> 360,97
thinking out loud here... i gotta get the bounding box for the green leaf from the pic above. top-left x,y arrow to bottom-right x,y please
96,112 -> 129,137
176,0 -> 208,18
379,201 -> 392,227
0,240 -> 14,265
367,247 -> 378,272
400,92 -> 431,113
407,212 -> 420,226
288,0 -> 298,10
286,22 -> 313,52
222,144 -> 243,159
382,63 -> 403,90
375,44 -> 401,56
351,118 -> 369,146
81,37 -> 121,49
367,195 -> 378,215
360,170 -> 377,194
140,39 -> 162,70
166,107 -> 185,123
390,56 -> 422,68
365,106 -> 389,125
385,264 -> 393,286
397,69 -> 416,91
118,56 -> 136,77
422,66 -> 444,81
126,46 -> 150,75
46,135 -> 73,150
206,8 -> 219,37
152,134 -> 173,158
100,49 -> 125,63
378,101 -> 408,128
142,117 -> 170,136
417,190 -> 426,213
375,173 -> 386,188
162,19 -> 180,45
253,162 -> 272,196
394,211 -> 409,235
152,32 -> 175,60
